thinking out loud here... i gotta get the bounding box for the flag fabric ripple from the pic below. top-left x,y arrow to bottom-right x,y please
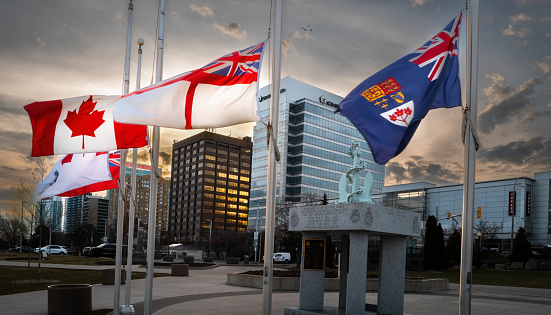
113,41 -> 266,129
29,151 -> 120,205
336,13 -> 463,165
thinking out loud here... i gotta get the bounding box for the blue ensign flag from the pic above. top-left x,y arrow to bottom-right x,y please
336,13 -> 463,165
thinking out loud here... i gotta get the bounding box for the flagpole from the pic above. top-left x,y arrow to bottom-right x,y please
121,38 -> 143,315
114,1 -> 133,314
144,0 -> 164,314
459,1 -> 480,314
262,0 -> 282,314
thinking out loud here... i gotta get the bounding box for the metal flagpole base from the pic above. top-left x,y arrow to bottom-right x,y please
121,305 -> 135,315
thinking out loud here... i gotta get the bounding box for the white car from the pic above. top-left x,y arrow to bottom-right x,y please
34,245 -> 67,255
273,252 -> 291,263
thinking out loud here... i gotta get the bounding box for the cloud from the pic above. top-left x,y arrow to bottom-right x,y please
515,0 -> 551,6
35,37 -> 45,48
502,24 -> 533,45
510,13 -> 532,23
479,136 -> 551,166
479,73 -> 546,133
213,22 -> 247,39
159,151 -> 171,166
347,44 -> 360,52
190,4 -> 213,18
408,0 -> 434,6
536,56 -> 551,74
281,39 -> 297,57
115,11 -> 123,21
385,156 -> 462,186
292,30 -> 315,41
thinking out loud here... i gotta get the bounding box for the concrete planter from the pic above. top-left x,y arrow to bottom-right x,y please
226,257 -> 240,264
184,257 -> 194,263
48,284 -> 92,315
171,264 -> 190,276
226,273 -> 449,293
102,268 -> 126,285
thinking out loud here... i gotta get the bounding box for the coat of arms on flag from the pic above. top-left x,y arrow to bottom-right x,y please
337,13 -> 463,165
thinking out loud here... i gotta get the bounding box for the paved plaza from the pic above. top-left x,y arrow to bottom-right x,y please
0,261 -> 550,314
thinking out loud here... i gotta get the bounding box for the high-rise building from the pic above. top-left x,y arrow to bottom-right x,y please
169,131 -> 253,242
36,196 -> 63,232
64,194 -> 89,234
83,195 -> 109,239
107,165 -> 170,238
249,77 -> 385,228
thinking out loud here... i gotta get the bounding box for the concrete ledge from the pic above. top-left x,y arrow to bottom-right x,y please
289,203 -> 421,237
226,273 -> 449,293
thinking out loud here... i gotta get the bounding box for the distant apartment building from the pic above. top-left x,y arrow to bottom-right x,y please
83,195 -> 109,239
107,163 -> 169,237
64,194 -> 89,234
64,194 -> 108,237
249,77 -> 385,228
169,131 -> 253,242
36,196 -> 63,232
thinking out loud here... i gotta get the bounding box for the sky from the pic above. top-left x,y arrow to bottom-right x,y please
0,0 -> 550,212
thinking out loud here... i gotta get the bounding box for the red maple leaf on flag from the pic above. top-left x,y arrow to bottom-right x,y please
64,96 -> 106,149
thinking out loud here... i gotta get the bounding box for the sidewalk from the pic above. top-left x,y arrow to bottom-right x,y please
1,262 -> 550,314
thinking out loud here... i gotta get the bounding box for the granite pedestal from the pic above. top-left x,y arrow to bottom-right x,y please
284,202 -> 421,315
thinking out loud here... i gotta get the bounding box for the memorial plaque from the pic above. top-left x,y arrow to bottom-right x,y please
303,239 -> 325,271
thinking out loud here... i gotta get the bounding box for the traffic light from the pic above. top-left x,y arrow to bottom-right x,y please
477,206 -> 481,219
447,211 -> 451,219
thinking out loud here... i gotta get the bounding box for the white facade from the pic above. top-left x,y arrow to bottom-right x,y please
380,171 -> 551,247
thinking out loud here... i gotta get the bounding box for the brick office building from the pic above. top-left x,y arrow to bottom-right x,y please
169,131 -> 253,242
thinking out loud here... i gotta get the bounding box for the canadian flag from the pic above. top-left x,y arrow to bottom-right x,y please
29,151 -> 120,205
24,95 -> 148,157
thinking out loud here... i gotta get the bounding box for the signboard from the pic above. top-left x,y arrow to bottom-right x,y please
526,191 -> 531,216
303,239 -> 325,271
508,191 -> 516,216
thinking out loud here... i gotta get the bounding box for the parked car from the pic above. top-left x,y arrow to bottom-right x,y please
34,245 -> 67,255
82,246 -> 92,256
273,252 -> 291,263
16,246 -> 33,253
86,243 -> 126,258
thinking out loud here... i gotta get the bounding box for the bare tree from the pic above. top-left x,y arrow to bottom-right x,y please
17,179 -> 35,268
474,220 -> 503,242
31,157 -> 48,280
0,207 -> 26,248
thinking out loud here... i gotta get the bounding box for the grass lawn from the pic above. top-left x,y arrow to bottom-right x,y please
247,267 -> 551,289
406,268 -> 551,289
0,265 -> 168,296
0,252 -> 119,266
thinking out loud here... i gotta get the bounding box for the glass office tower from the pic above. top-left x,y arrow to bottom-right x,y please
249,77 -> 385,228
